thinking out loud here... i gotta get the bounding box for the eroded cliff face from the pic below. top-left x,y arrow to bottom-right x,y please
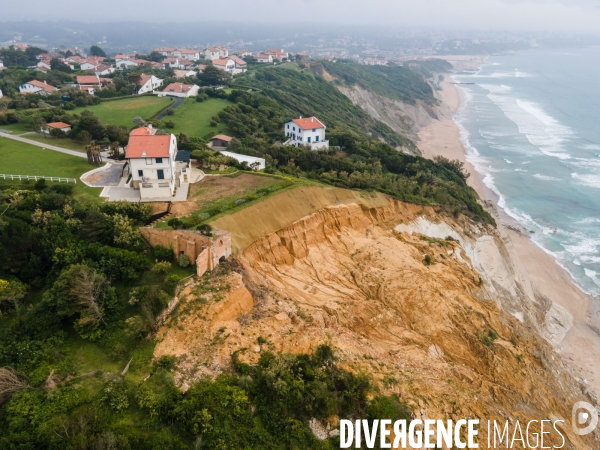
155,200 -> 598,448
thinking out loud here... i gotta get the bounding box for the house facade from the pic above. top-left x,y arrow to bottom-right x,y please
227,55 -> 247,73
126,127 -> 179,199
19,80 -> 58,95
44,122 -> 71,133
157,83 -> 199,98
284,117 -> 329,150
138,74 -> 163,94
212,58 -> 236,74
256,54 -> 273,63
76,75 -> 102,95
204,46 -> 228,61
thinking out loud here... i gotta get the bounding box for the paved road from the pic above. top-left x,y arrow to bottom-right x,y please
156,97 -> 184,120
0,132 -> 87,159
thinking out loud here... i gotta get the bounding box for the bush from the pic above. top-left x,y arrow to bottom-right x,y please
34,178 -> 46,190
178,254 -> 190,268
165,108 -> 175,116
49,184 -> 74,195
154,245 -> 174,262
196,223 -> 212,236
167,217 -> 183,229
165,273 -> 181,287
151,261 -> 171,274
424,254 -> 432,265
164,120 -> 175,129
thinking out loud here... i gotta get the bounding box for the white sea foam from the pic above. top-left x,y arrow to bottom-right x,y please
504,158 -> 513,164
478,83 -> 513,94
515,169 -> 528,172
571,173 -> 600,189
584,269 -> 600,288
486,94 -> 573,160
533,173 -> 561,181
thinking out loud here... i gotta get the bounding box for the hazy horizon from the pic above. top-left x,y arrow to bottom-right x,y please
3,0 -> 600,35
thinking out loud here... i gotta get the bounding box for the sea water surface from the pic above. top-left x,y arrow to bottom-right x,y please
453,47 -> 600,296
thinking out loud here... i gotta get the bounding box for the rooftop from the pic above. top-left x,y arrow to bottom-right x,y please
289,117 -> 325,130
126,135 -> 172,158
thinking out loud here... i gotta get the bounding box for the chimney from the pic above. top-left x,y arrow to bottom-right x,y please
299,116 -> 302,119
311,117 -> 314,122
44,80 -> 47,84
148,124 -> 153,130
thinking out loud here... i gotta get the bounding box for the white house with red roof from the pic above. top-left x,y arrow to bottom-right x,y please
255,54 -> 274,63
227,55 -> 247,73
284,116 -> 329,150
76,75 -> 102,95
126,126 -> 179,198
158,83 -> 199,98
43,122 -> 71,133
19,80 -> 58,95
204,46 -> 228,61
138,74 -> 163,94
212,58 -> 236,74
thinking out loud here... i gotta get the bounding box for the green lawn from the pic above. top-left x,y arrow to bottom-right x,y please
22,133 -> 86,152
0,137 -> 102,203
166,98 -> 232,139
0,123 -> 32,134
71,96 -> 173,128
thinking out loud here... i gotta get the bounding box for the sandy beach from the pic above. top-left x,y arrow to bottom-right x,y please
417,62 -> 600,395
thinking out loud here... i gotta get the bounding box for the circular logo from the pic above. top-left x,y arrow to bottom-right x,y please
572,401 -> 599,436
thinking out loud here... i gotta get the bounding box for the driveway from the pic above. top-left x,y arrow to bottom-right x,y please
156,97 -> 184,120
0,132 -> 87,158
81,162 -> 125,187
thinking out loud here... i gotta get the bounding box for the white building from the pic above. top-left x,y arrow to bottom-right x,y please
219,151 -> 265,171
284,117 -> 329,150
126,126 -> 180,199
138,74 -> 163,94
19,80 -> 58,95
157,83 -> 199,98
204,46 -> 228,61
255,54 -> 274,63
227,55 -> 247,74
212,58 -> 236,74
44,121 -> 71,133
94,64 -> 115,76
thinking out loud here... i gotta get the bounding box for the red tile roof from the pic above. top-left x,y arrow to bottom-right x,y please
290,117 -> 325,130
162,83 -> 195,94
212,59 -> 232,66
47,122 -> 70,129
130,126 -> 157,136
26,80 -> 58,93
211,134 -> 232,142
126,135 -> 172,158
227,55 -> 246,66
77,75 -> 100,85
139,74 -> 152,86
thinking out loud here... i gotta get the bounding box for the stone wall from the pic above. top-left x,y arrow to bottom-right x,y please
139,228 -> 232,276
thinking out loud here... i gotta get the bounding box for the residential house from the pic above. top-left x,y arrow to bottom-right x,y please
79,60 -> 97,71
76,75 -> 102,95
255,54 -> 273,63
284,116 -> 329,150
172,69 -> 197,79
44,122 -> 71,133
163,58 -> 192,70
212,59 -> 235,74
209,135 -> 265,170
210,135 -> 233,148
36,60 -> 51,71
154,47 -> 177,57
176,49 -> 201,61
204,46 -> 228,61
363,58 -> 388,66
19,80 -> 58,95
227,55 -> 247,73
235,49 -> 252,58
297,51 -> 312,60
157,83 -> 199,98
138,74 -> 163,94
115,58 -> 149,69
13,43 -> 28,51
264,48 -> 288,61
126,127 -> 181,199
93,64 -> 115,76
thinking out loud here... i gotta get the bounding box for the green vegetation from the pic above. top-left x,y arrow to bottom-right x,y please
71,96 -> 173,128
234,66 -> 413,147
320,60 -> 438,105
0,182 -> 408,447
20,133 -> 86,152
165,97 -> 232,138
0,138 -> 101,203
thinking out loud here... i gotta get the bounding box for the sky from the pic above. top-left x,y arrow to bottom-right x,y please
3,0 -> 600,34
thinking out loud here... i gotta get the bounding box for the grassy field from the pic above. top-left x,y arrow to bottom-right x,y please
166,98 -> 232,138
0,137 -> 102,203
72,96 -> 173,128
22,133 -> 86,152
0,123 -> 32,134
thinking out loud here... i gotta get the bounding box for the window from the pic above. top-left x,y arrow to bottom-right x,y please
312,129 -> 316,132
293,127 -> 296,131
307,137 -> 311,143
157,169 -> 165,180
138,170 -> 143,177
287,124 -> 289,129
316,136 -> 319,142
146,158 -> 153,165
156,157 -> 163,163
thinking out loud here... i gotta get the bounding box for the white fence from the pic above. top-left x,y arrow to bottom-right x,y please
0,174 -> 76,183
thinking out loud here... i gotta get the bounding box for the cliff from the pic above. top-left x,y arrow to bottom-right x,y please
155,190 -> 598,447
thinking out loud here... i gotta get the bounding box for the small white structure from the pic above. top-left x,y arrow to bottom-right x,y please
19,80 -> 58,95
177,49 -> 201,61
94,64 -> 115,76
126,127 -> 180,199
227,55 -> 247,74
115,58 -> 146,69
36,60 -> 51,70
284,117 -> 329,150
172,69 -> 197,79
44,122 -> 71,133
158,83 -> 199,98
212,59 -> 236,74
219,151 -> 265,171
138,74 -> 163,94
235,49 -> 252,58
76,75 -> 102,95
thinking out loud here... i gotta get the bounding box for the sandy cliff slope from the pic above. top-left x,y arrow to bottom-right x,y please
155,190 -> 599,447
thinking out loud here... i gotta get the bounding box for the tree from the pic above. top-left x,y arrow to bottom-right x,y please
0,280 -> 27,315
147,51 -> 164,62
0,367 -> 30,406
198,65 -> 232,87
89,45 -> 106,57
50,58 -> 71,73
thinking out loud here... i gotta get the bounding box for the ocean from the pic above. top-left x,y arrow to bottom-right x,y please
452,47 -> 600,296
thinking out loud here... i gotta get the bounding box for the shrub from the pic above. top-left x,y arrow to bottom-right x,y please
154,245 -> 174,262
49,184 -> 73,195
165,273 -> 181,288
178,254 -> 190,268
167,217 -> 183,229
196,223 -> 212,236
165,107 -> 175,116
164,120 -> 175,129
424,254 -> 432,265
34,178 -> 47,190
151,261 -> 171,274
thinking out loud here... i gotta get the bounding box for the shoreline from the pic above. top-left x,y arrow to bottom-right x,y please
417,57 -> 600,395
